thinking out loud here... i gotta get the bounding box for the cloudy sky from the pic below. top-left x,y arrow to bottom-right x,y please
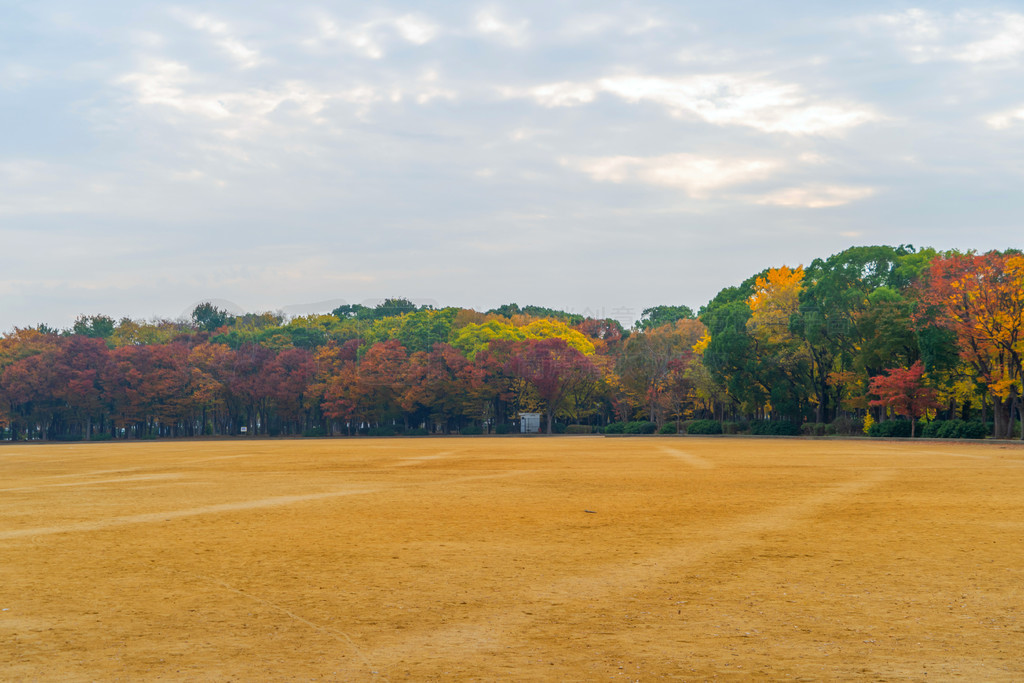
3,2 -> 1023,329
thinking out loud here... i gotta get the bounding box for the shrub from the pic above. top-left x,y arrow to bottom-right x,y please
686,419 -> 722,435
460,424 -> 483,435
367,426 -> 396,437
51,434 -> 84,442
830,415 -> 861,436
603,421 -> 627,434
565,425 -> 593,435
658,423 -> 679,435
722,421 -> 747,435
862,413 -> 875,434
405,427 -> 429,436
553,422 -> 567,434
867,419 -> 912,438
801,423 -> 827,437
922,419 -> 988,439
624,421 -> 658,434
494,423 -> 513,434
750,421 -> 801,436
302,427 -> 326,438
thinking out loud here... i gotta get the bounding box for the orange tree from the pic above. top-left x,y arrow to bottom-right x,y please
919,251 -> 1024,438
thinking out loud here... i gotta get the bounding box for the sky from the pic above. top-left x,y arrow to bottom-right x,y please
2,1 -> 1023,330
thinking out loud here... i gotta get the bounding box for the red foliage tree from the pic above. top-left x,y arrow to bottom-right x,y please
506,337 -> 598,433
868,361 -> 940,437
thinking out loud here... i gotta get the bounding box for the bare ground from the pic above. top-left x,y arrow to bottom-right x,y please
2,437 -> 1023,681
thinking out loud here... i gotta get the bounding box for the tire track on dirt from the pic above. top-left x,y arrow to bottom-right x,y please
659,446 -> 714,469
0,471 -> 530,541
357,468 -> 895,674
154,566 -> 389,682
0,473 -> 182,493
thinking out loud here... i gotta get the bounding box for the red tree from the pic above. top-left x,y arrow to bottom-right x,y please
868,361 -> 940,437
506,338 -> 598,433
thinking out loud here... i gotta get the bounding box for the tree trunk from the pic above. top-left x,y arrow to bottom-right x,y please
546,407 -> 553,434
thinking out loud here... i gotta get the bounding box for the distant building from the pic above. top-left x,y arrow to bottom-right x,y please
519,413 -> 541,434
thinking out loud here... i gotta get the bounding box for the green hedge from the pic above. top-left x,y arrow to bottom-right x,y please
868,420 -> 913,438
624,421 -> 658,434
750,421 -> 801,436
920,419 -> 988,439
658,423 -> 679,434
686,419 -> 722,435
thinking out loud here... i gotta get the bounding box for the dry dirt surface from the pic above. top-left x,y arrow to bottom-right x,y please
2,437 -> 1024,681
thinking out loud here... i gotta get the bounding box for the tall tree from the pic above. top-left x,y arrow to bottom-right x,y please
506,338 -> 598,433
919,251 -> 1024,438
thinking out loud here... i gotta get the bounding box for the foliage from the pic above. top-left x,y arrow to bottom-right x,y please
191,303 -> 235,332
603,421 -> 627,434
3,244 -> 1023,442
830,415 -> 862,436
919,419 -> 988,439
868,361 -> 940,437
750,420 -> 802,436
867,419 -> 914,438
919,251 -> 1024,438
801,423 -> 828,437
565,424 -> 594,434
623,420 -> 658,434
635,305 -> 695,330
686,419 -> 722,435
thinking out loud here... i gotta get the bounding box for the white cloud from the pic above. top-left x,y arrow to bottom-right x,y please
474,9 -> 529,46
860,9 -> 1024,64
559,12 -> 665,39
501,81 -> 597,107
305,12 -> 441,59
752,185 -> 876,208
116,59 -> 457,143
564,153 -> 781,198
392,14 -> 439,45
985,106 -> 1024,130
175,11 -> 264,68
956,13 -> 1024,63
118,60 -> 231,119
506,73 -> 880,136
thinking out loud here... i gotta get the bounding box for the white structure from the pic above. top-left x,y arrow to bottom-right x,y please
519,413 -> 541,434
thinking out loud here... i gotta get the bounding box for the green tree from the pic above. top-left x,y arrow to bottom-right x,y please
191,302 -> 235,332
635,305 -> 695,331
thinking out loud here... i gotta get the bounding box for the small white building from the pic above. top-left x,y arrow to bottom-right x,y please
519,413 -> 542,434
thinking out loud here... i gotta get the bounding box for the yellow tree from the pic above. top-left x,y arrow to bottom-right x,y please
921,252 -> 1024,438
744,265 -> 814,421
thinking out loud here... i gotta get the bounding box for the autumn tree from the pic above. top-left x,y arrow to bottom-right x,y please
506,338 -> 598,433
868,361 -> 940,437
616,319 -> 705,423
919,251 -> 1024,438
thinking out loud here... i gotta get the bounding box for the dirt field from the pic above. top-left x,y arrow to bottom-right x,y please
2,437 -> 1023,681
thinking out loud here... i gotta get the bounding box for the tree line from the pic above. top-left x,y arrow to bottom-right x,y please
1,245 -> 1022,441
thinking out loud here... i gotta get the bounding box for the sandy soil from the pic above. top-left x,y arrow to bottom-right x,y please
2,436 -> 1023,681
